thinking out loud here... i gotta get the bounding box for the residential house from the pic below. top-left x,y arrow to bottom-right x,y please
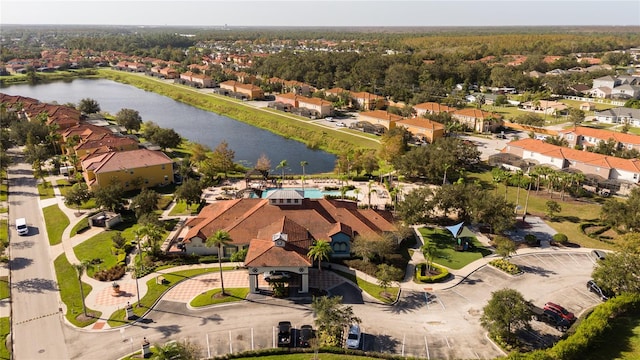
350,91 -> 387,110
579,102 -> 596,112
179,71 -> 214,88
73,133 -> 139,159
594,107 -> 640,126
559,126 -> 640,151
502,138 -> 640,185
413,102 -> 455,117
520,100 -> 568,115
178,189 -> 396,293
219,80 -> 264,100
590,75 -> 640,99
395,118 -> 445,143
452,108 -> 502,133
358,110 -> 404,130
81,148 -> 173,190
273,93 -> 333,117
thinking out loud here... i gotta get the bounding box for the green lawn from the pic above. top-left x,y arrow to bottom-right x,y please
581,312 -> 640,360
189,288 -> 249,307
333,270 -> 399,304
107,267 -> 218,327
42,204 -> 70,245
53,254 -> 100,327
168,200 -> 199,216
419,227 -> 491,270
468,170 -> 612,250
0,317 -> 9,359
0,182 -> 7,202
37,182 -> 54,199
0,220 -> 7,247
73,230 -> 122,277
70,218 -> 91,237
0,276 -> 9,300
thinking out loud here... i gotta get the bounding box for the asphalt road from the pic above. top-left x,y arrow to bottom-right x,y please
8,148 -> 69,359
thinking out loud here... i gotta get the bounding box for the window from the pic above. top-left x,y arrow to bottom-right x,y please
567,134 -> 574,140
130,170 -> 134,175
286,199 -> 291,204
144,179 -> 149,184
634,174 -> 638,180
161,164 -> 165,169
164,175 -> 169,181
125,182 -> 130,187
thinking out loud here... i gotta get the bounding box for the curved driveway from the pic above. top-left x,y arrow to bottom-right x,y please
58,251 -> 599,359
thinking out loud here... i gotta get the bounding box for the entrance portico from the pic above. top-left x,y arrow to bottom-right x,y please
247,266 -> 309,293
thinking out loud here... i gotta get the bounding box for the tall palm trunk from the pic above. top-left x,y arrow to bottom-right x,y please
218,244 -> 226,295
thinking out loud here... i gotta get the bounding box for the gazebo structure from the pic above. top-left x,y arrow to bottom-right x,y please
445,222 -> 476,251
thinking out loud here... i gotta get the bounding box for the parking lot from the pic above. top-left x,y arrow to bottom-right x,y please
178,251 -> 600,359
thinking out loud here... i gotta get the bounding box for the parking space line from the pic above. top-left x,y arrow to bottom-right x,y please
402,334 -> 406,356
574,287 -> 601,303
533,254 -> 551,266
206,333 -> 211,358
229,331 -> 233,353
451,289 -> 470,303
473,350 -> 482,359
251,328 -> 254,350
566,253 -> 582,266
424,336 -> 430,360
549,254 -> 568,266
444,335 -> 451,348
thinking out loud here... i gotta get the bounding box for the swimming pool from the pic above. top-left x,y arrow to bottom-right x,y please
253,187 -> 346,199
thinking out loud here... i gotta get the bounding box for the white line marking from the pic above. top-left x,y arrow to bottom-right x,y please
425,336 -> 430,360
444,335 -> 451,348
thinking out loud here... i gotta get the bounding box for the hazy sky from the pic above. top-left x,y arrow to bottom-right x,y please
2,0 -> 639,27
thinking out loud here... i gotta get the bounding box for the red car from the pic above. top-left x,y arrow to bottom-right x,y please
544,302 -> 576,322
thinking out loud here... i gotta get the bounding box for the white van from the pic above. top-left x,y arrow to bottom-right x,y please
16,218 -> 28,236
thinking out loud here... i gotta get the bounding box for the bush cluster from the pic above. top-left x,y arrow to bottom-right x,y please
415,263 -> 450,283
489,259 -> 522,275
94,264 -> 126,281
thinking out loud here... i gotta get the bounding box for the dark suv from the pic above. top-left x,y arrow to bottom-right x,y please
277,321 -> 292,347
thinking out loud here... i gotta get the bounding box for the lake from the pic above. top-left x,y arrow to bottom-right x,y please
1,79 -> 337,174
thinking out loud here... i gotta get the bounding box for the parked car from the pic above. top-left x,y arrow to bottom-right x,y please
587,280 -> 609,301
544,302 -> 576,322
530,303 -> 571,332
326,117 -> 334,122
591,249 -> 607,261
264,271 -> 291,281
345,324 -> 361,349
299,324 -> 314,347
277,321 -> 292,347
335,122 -> 346,127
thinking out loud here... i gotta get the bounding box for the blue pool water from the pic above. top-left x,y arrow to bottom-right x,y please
253,188 -> 343,199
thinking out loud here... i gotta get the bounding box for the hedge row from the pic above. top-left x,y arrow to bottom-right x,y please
505,292 -> 640,360
415,263 -> 450,283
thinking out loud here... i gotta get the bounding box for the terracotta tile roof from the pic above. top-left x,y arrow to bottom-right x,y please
183,198 -> 396,247
453,108 -> 502,120
359,110 -> 404,122
504,138 -> 640,173
560,126 -> 640,146
413,102 -> 455,113
396,117 -> 445,131
244,238 -> 312,268
75,134 -> 138,151
82,148 -> 172,174
297,97 -> 332,107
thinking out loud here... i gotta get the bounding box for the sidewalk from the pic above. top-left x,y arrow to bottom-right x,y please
32,174 -> 599,332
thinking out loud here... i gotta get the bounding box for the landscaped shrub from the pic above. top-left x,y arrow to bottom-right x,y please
489,259 -> 522,275
94,264 -> 126,281
524,234 -> 538,246
552,233 -> 568,245
415,263 -> 450,283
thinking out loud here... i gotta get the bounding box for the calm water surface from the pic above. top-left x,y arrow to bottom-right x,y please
1,79 -> 336,174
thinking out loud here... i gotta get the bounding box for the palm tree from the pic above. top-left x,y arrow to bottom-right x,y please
72,261 -> 92,317
514,170 -> 523,213
367,180 -> 375,208
307,239 -> 332,271
206,230 -> 232,295
353,188 -> 361,204
442,163 -> 451,186
276,160 -> 288,187
300,160 -> 308,192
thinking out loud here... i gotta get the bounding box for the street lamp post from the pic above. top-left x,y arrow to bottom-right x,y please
135,235 -> 143,307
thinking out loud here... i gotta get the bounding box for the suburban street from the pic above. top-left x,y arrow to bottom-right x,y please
8,148 -> 69,359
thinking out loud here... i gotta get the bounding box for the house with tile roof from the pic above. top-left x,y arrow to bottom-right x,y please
520,100 -> 568,115
350,91 -> 387,110
590,75 -> 640,99
502,138 -> 640,187
80,148 -> 173,190
412,102 -> 455,117
178,189 -> 397,293
73,133 -> 139,159
358,110 -> 404,130
558,126 -> 640,151
452,108 -> 503,133
274,93 -> 333,118
395,118 -> 445,143
179,71 -> 214,88
219,80 -> 264,100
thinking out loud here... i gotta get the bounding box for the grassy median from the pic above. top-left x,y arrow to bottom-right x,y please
43,204 -> 70,246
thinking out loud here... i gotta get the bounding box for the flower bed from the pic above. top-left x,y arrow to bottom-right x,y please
489,259 -> 522,275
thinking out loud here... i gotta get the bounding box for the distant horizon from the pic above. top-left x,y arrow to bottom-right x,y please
2,1 -> 639,28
